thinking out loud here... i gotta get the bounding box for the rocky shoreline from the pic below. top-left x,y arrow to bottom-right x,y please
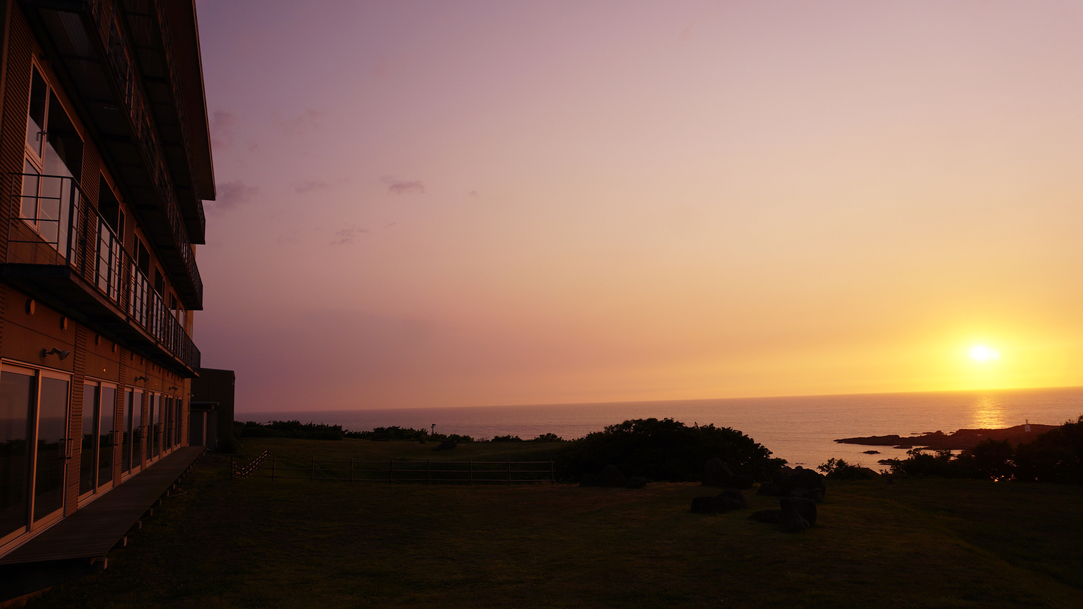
835,423 -> 1058,451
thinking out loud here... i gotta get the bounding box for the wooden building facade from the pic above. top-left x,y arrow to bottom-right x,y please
0,0 -> 213,559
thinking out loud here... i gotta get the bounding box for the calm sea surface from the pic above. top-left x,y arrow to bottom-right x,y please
241,386 -> 1083,469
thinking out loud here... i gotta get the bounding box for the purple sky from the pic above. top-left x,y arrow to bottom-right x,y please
194,1 -> 1083,413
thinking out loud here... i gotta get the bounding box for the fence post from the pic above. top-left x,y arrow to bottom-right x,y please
350,458 -> 353,483
427,460 -> 430,485
469,460 -> 473,485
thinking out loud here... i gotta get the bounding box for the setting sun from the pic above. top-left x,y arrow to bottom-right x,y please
970,345 -> 1001,362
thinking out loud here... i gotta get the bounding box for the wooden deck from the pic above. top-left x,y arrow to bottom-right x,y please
0,446 -> 204,567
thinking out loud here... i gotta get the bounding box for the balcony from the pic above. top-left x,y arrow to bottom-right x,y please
20,0 -> 206,309
2,173 -> 201,376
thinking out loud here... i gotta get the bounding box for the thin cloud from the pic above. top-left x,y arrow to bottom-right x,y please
210,110 -> 237,150
210,180 -> 258,214
382,176 -> 425,195
274,108 -> 323,136
468,190 -> 479,197
330,226 -> 367,246
275,229 -> 300,245
295,180 -> 330,193
294,177 -> 347,193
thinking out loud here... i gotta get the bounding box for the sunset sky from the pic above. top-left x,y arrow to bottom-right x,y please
193,1 -> 1083,412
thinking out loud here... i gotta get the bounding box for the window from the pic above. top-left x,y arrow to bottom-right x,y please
22,63 -> 82,258
0,365 -> 70,546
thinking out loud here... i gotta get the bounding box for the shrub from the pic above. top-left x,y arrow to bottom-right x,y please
354,426 -> 430,441
886,448 -> 971,478
817,458 -> 878,480
968,438 -> 1014,480
217,435 -> 240,454
553,418 -> 783,483
239,420 -> 344,440
1014,416 -> 1083,484
532,433 -> 563,442
491,435 -> 524,442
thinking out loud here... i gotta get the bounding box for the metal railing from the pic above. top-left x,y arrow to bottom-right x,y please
83,0 -> 203,307
7,170 -> 80,268
149,0 -> 205,240
7,172 -> 201,372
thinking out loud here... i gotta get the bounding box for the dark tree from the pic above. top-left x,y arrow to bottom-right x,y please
554,418 -> 783,482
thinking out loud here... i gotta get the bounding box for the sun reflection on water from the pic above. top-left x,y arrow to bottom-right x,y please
970,395 -> 1006,429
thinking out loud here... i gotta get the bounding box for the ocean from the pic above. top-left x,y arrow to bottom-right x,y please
239,386 -> 1083,469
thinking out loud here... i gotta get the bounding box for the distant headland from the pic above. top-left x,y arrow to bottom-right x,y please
835,423 -> 1059,451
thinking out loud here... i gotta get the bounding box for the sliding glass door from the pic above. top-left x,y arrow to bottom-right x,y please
0,365 -> 70,547
79,380 -> 117,501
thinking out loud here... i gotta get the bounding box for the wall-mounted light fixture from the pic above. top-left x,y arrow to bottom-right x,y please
41,348 -> 70,361
168,386 -> 178,391
133,376 -> 148,382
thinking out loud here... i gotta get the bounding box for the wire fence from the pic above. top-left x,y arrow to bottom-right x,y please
236,455 -> 554,484
231,450 -> 271,478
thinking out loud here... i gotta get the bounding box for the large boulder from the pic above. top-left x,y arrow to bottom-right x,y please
780,507 -> 809,533
702,458 -> 734,486
598,464 -> 627,488
625,476 -> 649,489
690,489 -> 747,514
703,458 -> 756,489
757,481 -> 784,496
748,509 -> 782,523
777,466 -> 827,503
779,497 -> 817,527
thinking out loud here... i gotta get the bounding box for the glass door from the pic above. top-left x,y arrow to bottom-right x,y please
149,393 -> 161,462
79,381 -> 116,500
132,389 -> 143,472
163,396 -> 173,453
0,365 -> 70,547
97,385 -> 115,489
79,382 -> 98,497
0,368 -> 35,545
33,373 -> 69,526
121,389 -> 133,476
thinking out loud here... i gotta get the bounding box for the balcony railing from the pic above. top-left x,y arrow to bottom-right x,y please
6,173 -> 200,373
85,0 -> 203,307
149,0 -> 206,240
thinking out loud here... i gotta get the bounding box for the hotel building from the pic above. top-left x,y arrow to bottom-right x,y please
0,0 -> 213,582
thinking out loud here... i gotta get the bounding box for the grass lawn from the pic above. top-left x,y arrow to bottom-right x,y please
27,438 -> 1083,608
